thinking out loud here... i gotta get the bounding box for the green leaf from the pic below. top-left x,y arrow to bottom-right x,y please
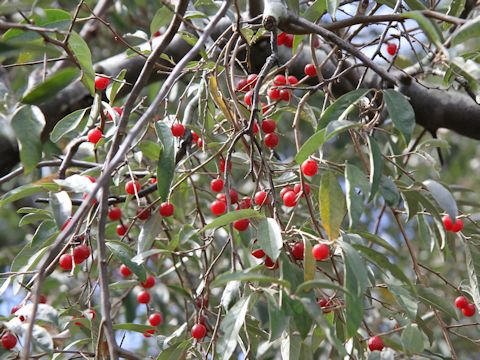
389,285 -> 418,320
445,0 -> 465,30
423,179 -> 457,220
138,140 -> 162,160
137,213 -> 163,254
150,6 -> 174,35
11,105 -> 45,174
303,238 -> 315,282
383,89 -> 416,144
317,89 -> 369,130
106,68 -> 127,104
379,175 -> 400,206
465,243 -> 480,311
257,217 -> 283,261
113,323 -> 155,333
303,0 -> 327,21
404,0 -> 427,10
345,164 -> 370,228
341,240 -> 368,337
107,241 -> 146,283
0,183 -> 59,207
155,122 -> 175,201
402,12 -> 444,50
285,0 -> 300,13
401,324 -> 425,354
319,171 -> 345,240
68,31 -> 95,95
327,0 -> 339,17
200,209 -> 263,233
211,269 -> 291,289
295,280 -> 350,295
417,285 -> 458,320
49,191 -> 72,230
50,107 -> 88,143
284,296 -> 313,339
22,68 -> 79,105
367,137 -> 383,202
451,17 -> 480,46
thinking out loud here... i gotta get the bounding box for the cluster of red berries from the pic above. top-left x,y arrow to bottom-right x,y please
454,295 -> 476,317
442,215 -> 464,233
289,241 -> 330,261
171,123 -> 203,147
266,74 -> 298,103
59,244 -> 92,270
277,32 -> 294,48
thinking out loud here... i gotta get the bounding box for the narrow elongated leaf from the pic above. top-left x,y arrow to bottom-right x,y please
401,324 -> 425,354
211,270 -> 290,289
327,0 -> 339,17
319,171 -> 345,240
107,241 -> 146,282
68,31 -> 95,95
54,174 -> 95,193
150,6 -> 174,35
295,280 -> 349,295
137,213 -> 163,254
50,107 -> 88,142
49,191 -> 72,230
318,89 -> 369,130
383,89 -> 415,144
417,285 -> 458,320
22,68 -> 79,105
106,68 -> 127,104
423,179 -> 457,220
379,175 -> 400,206
303,238 -> 315,282
389,285 -> 418,320
200,209 -> 263,232
113,323 -> 155,333
367,137 -> 383,202
303,0 -> 327,21
451,17 -> 480,46
345,164 -> 370,228
11,105 -> 45,174
402,12 -> 444,50
0,183 -> 58,206
155,122 -> 175,200
257,217 -> 283,261
465,243 -> 480,311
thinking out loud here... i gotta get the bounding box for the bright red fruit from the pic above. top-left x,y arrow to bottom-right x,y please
94,76 -> 110,90
119,264 -> 132,277
262,119 -> 276,134
1,333 -> 17,350
141,275 -> 155,288
197,138 -> 203,148
252,122 -> 259,134
143,329 -> 155,337
191,323 -> 207,339
219,158 -> 232,173
116,224 -> 127,236
233,218 -> 250,231
10,305 -> 21,314
211,200 -> 226,216
264,133 -> 279,148
108,207 -> 122,221
125,180 -> 141,195
267,87 -> 281,101
210,178 -> 224,193
254,190 -> 268,206
264,256 -> 279,269
87,128 -> 103,144
284,34 -> 294,48
39,295 -> 47,304
318,298 -> 331,313
294,183 -> 311,196
282,190 -> 297,207
304,63 -> 317,77
171,123 -> 185,137
280,186 -> 293,199
73,245 -> 91,264
279,89 -> 291,102
251,249 -> 265,258
159,202 -> 174,217
244,90 -> 253,106
136,207 -> 151,220
85,175 -> 96,183
452,218 -> 464,232
273,74 -> 287,86
59,254 -> 73,270
239,197 -> 251,209
137,290 -> 151,304
368,336 -> 384,351
287,75 -> 299,85
236,78 -> 249,92
462,303 -> 476,317
277,32 -> 286,46
107,106 -> 123,121
455,295 -> 469,309
386,43 -> 397,56
291,242 -> 304,260
442,215 -> 453,231
301,159 -> 318,176
312,244 -> 330,261
149,313 -> 162,326
246,74 -> 258,88
191,131 -> 199,142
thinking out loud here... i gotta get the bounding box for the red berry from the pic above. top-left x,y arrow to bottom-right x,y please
141,275 -> 155,289
191,323 -> 207,339
116,224 -> 127,236
143,329 -> 155,337
246,74 -> 258,89
87,128 -> 103,144
452,218 -> 464,232
462,303 -> 476,317
282,190 -> 297,207
137,290 -> 151,304
107,106 -> 123,121
210,178 -> 224,193
273,75 -> 287,86
301,159 -> 318,177
108,207 -> 122,221
211,200 -> 226,216
239,197 -> 251,209
237,78 -> 249,92
252,121 -> 259,134
277,32 -> 286,46
312,244 -> 330,261
150,177 -> 157,184
455,295 -> 469,309
73,245 -> 91,264
171,123 -> 185,137
137,207 -> 151,220
229,189 -> 239,204
368,336 -> 384,351
59,254 -> 73,270
386,43 -> 397,56
195,297 -> 209,309
318,298 -> 331,313
219,158 -> 232,173
279,89 -> 291,102
304,63 -> 317,77
287,75 -> 299,85
87,309 -> 96,320
159,202 -> 174,217
191,131 -> 199,142
442,215 -> 453,231
262,119 -> 276,134
264,133 -> 279,148
148,313 -> 162,326
291,242 -> 304,260
244,90 -> 253,106
254,190 -> 268,206
293,183 -> 311,196
264,256 -> 279,269
267,87 -> 281,101
216,193 -> 227,203
94,76 -> 110,90
280,186 -> 293,199
233,218 -> 250,231
284,34 -> 294,48
125,180 -> 141,195
1,333 -> 17,350
11,305 -> 21,314
251,248 -> 265,258
119,264 -> 132,277
39,295 -> 47,304
261,102 -> 268,114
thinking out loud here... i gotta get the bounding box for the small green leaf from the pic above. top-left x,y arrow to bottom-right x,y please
319,171 -> 345,240
303,0 -> 327,21
50,108 -> 88,143
0,183 -> 59,206
107,241 -> 146,282
211,269 -> 291,289
11,105 -> 45,174
401,324 -> 425,354
318,89 -> 369,130
155,122 -> 175,201
138,140 -> 161,160
383,89 -> 416,144
423,179 -> 457,220
451,17 -> 480,46
137,213 -> 163,254
200,209 -> 263,233
379,175 -> 400,206
150,6 -> 174,35
257,217 -> 283,261
417,285 -> 458,320
68,31 -> 95,95
367,137 -> 383,202
345,164 -> 370,228
106,69 -> 127,104
303,238 -> 315,282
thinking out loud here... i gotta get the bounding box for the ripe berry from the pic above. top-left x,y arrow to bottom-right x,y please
150,177 -> 157,184
59,254 -> 73,270
137,290 -> 151,304
246,74 -> 258,88
462,303 -> 476,317
264,133 -> 279,148
195,296 -> 209,309
252,122 -> 259,134
191,323 -> 207,340
280,89 -> 291,102
148,313 -> 162,326
261,102 -> 269,114
73,245 -> 91,264
211,200 -> 226,216
141,275 -> 155,289
143,329 -> 155,338
262,119 -> 276,134
196,138 -> 203,147
125,180 -> 141,195
277,32 -> 286,46
85,175 -> 96,183
1,333 -> 17,350
301,159 -> 318,177
280,186 -> 293,199
136,207 -> 151,220
312,244 -> 330,261
244,90 -> 253,106
234,218 -> 250,231
251,249 -> 265,258
264,256 -> 279,269
116,224 -> 127,236
108,207 -> 122,221
171,123 -> 185,137
282,190 -> 297,207
39,295 -> 47,304
284,34 -> 294,48
119,264 -> 132,277
191,131 -> 199,142
267,87 -> 281,101
368,336 -> 384,351
239,197 -> 251,209
294,183 -> 311,196
87,128 -> 103,144
304,63 -> 317,77
291,242 -> 304,260
318,298 -> 331,313
94,76 -> 110,90
237,78 -> 249,92
219,158 -> 232,173
287,75 -> 299,85
442,215 -> 453,231
107,106 -> 123,121
455,295 -> 469,309
210,178 -> 224,193
386,43 -> 397,56
273,75 -> 287,86
229,189 -> 239,204
254,190 -> 268,206
159,202 -> 174,217
452,218 -> 464,232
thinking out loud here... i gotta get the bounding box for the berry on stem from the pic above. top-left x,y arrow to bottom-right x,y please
116,224 -> 127,236
264,133 -> 279,148
386,43 -> 397,56
137,290 -> 151,304
291,242 -> 304,260
273,74 -> 287,86
108,207 -> 122,221
282,190 -> 297,207
1,333 -> 17,350
301,159 -> 318,177
73,245 -> 91,264
294,183 -> 311,196
211,200 -> 226,216
94,76 -> 110,90
312,244 -> 330,261
59,254 -> 73,270
136,207 -> 151,220
125,180 -> 141,195
244,90 -> 253,106
267,87 -> 281,101
233,218 -> 250,231
455,295 -> 469,309
368,336 -> 384,351
148,313 -> 162,326
191,323 -> 207,339
210,178 -> 224,193
452,218 -> 464,232
107,106 -> 123,121
462,303 -> 476,317
87,128 -> 103,144
279,89 -> 291,102
141,275 -> 155,288
262,119 -> 276,134
254,190 -> 268,206
251,248 -> 265,258
304,63 -> 317,77
159,202 -> 174,217
442,215 -> 453,231
120,264 -> 132,277
171,123 -> 185,137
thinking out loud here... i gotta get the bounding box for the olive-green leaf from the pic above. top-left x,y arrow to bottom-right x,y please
295,280 -> 350,295
383,89 -> 416,144
303,238 -> 315,282
150,6 -> 174,35
137,213 -> 163,254
417,285 -> 458,320
11,105 -> 45,174
211,270 -> 290,289
303,0 -> 327,21
200,209 -> 264,233
465,243 -> 480,312
106,68 -> 127,104
401,324 -> 425,354
50,107 -> 88,143
345,164 -> 370,228
68,31 -> 95,95
113,323 -> 155,333
257,217 -> 283,261
319,171 -> 345,240
423,179 -> 457,220
367,137 -> 383,202
107,241 -> 146,282
402,12 -> 444,50
451,17 -> 480,46
0,183 -> 58,206
155,122 -> 175,201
